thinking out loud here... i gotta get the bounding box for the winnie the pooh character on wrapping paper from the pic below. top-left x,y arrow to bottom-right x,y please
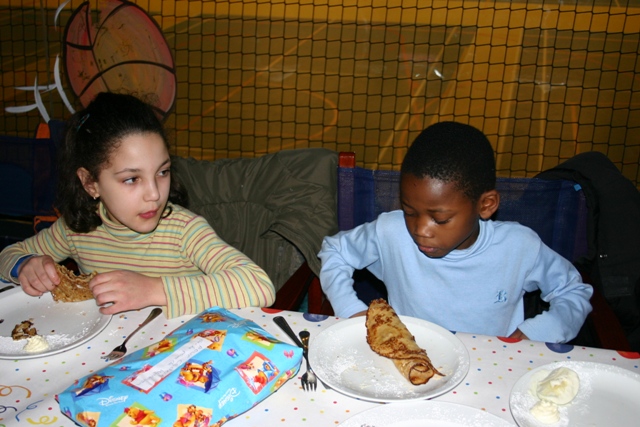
123,406 -> 160,425
178,359 -> 221,393
235,351 -> 279,394
144,337 -> 176,358
192,329 -> 227,351
243,330 -> 277,349
76,411 -> 99,427
172,404 -> 213,427
74,374 -> 114,397
199,312 -> 226,323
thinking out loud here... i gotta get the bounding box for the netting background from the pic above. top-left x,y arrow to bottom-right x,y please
1,0 -> 639,187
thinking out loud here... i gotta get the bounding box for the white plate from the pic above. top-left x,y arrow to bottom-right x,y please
339,401 -> 514,427
510,361 -> 640,426
308,316 -> 470,402
0,287 -> 111,359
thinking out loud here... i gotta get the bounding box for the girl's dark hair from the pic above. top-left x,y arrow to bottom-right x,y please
56,92 -> 187,232
401,121 -> 496,202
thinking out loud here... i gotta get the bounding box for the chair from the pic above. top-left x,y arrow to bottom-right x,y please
172,148 -> 338,312
308,152 -> 631,351
0,122 -> 64,252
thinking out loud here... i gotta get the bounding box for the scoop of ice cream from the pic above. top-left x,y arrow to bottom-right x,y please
528,370 -> 550,395
530,399 -> 561,424
536,367 -> 580,405
23,335 -> 50,353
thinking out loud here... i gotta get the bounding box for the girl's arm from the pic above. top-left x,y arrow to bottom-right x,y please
0,219 -> 74,286
162,216 -> 276,317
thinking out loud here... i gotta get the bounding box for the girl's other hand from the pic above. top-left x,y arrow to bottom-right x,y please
89,270 -> 167,315
18,255 -> 60,296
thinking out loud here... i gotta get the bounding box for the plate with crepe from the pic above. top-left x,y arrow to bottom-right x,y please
0,287 -> 111,359
308,312 -> 470,402
510,360 -> 640,426
339,401 -> 514,426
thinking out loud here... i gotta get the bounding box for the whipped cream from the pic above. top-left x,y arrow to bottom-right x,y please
530,399 -> 561,424
23,335 -> 50,353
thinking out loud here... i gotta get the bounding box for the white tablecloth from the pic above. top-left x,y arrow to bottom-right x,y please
1,303 -> 639,426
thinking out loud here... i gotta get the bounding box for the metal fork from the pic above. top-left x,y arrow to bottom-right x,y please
298,330 -> 318,391
273,316 -> 317,391
102,307 -> 162,361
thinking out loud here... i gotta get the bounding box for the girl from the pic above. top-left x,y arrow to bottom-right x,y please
0,92 -> 275,317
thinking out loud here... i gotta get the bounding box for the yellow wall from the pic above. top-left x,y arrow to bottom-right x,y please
1,0 -> 639,186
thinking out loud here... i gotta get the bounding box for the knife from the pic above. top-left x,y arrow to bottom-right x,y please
273,316 -> 328,389
273,316 -> 305,350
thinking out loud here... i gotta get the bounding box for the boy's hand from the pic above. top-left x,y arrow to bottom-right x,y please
89,270 -> 167,315
18,255 -> 60,296
350,310 -> 367,318
508,328 -> 529,340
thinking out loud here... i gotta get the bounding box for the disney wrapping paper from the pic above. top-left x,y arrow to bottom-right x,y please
57,307 -> 303,427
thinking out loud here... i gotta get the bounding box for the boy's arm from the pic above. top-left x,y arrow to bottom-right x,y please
517,245 -> 593,343
318,221 -> 382,318
162,216 -> 275,318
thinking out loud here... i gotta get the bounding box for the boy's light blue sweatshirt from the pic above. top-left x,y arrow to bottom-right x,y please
318,211 -> 593,343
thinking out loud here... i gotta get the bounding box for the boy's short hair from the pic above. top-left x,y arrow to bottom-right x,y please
401,121 -> 496,201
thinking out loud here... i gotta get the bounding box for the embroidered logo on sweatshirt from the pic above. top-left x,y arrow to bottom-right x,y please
495,290 -> 507,303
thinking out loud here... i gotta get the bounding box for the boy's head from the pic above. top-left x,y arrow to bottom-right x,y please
400,122 -> 499,258
401,121 -> 496,202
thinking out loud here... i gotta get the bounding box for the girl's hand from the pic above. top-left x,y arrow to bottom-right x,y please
18,255 -> 60,296
89,270 -> 167,315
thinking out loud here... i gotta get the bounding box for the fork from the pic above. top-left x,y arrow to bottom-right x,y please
298,330 -> 318,391
102,307 -> 162,361
273,316 -> 317,391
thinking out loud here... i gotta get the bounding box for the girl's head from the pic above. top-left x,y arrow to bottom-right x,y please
57,92 -> 186,233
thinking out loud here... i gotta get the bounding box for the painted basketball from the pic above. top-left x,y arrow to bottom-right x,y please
63,0 -> 176,119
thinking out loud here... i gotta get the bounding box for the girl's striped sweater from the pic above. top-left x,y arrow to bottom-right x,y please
0,203 -> 275,317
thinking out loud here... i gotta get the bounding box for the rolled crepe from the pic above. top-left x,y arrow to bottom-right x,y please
52,263 -> 96,302
366,298 -> 443,385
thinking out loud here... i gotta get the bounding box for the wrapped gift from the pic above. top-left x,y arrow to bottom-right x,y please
57,307 -> 303,426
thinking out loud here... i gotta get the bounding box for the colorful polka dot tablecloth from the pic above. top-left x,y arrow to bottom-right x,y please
1,305 -> 639,427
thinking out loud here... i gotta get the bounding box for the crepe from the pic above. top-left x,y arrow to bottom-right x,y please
11,320 -> 37,341
366,298 -> 443,385
51,263 -> 96,303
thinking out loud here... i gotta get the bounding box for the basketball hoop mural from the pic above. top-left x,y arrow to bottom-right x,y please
63,0 -> 176,119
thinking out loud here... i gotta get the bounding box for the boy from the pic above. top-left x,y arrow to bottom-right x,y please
318,121 -> 593,343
